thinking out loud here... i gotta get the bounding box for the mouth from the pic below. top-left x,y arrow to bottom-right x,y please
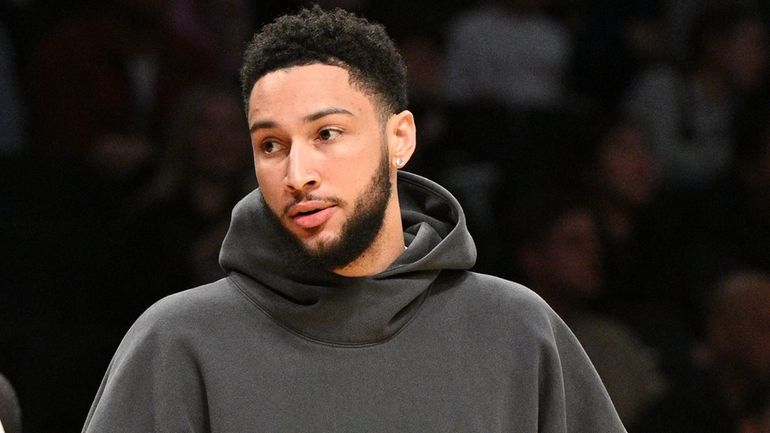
287,201 -> 337,229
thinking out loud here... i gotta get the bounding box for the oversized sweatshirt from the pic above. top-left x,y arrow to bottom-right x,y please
82,171 -> 627,433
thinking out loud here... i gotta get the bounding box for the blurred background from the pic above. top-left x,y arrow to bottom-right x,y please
2,0 -> 770,432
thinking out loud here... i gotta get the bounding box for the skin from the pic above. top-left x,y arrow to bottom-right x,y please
247,63 -> 416,277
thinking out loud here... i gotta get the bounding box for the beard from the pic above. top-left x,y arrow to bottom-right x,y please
265,144 -> 392,272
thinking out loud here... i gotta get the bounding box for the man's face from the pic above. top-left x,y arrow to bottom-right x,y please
247,64 -> 394,269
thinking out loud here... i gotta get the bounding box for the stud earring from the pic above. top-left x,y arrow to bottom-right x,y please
395,158 -> 404,168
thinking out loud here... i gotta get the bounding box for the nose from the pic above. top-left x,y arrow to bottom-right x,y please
285,143 -> 319,194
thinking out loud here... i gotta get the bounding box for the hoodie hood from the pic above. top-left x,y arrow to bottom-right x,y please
219,171 -> 476,345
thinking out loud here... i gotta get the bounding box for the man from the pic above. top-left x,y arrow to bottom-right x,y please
82,7 -> 626,432
636,270 -> 770,433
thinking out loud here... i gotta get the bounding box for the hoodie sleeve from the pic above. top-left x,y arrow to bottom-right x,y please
536,311 -> 628,433
81,303 -> 210,433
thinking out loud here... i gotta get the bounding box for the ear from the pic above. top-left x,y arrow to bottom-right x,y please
386,110 -> 416,169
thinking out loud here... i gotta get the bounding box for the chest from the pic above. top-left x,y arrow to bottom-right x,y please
193,319 -> 540,432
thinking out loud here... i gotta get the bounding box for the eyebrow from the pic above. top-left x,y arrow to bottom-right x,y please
249,107 -> 354,134
303,107 -> 354,123
249,120 -> 278,134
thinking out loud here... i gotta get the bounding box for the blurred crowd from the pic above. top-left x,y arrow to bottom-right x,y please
1,0 -> 770,432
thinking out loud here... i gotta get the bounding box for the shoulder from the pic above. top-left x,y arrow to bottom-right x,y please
118,278 -> 244,350
97,277 -> 253,390
431,271 -> 561,339
440,271 -> 550,310
82,283 -> 228,432
141,277 -> 239,319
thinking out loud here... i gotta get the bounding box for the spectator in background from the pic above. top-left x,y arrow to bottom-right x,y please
509,189 -> 666,429
510,191 -> 604,318
26,0 -> 218,175
623,5 -> 769,193
443,0 -> 572,109
0,373 -> 21,433
13,4 -> 220,428
167,0 -> 254,79
569,0 -> 668,109
585,117 -> 695,379
588,119 -> 659,297
685,97 -> 770,327
440,0 -> 577,273
112,82 -> 253,329
707,97 -> 770,273
663,0 -> 761,66
637,270 -> 770,433
0,83 -> 250,433
392,33 -> 447,179
19,0 -> 225,312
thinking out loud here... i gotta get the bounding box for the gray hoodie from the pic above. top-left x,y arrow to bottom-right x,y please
82,171 -> 627,432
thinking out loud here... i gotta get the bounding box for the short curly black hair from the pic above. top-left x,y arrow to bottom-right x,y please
239,6 -> 408,118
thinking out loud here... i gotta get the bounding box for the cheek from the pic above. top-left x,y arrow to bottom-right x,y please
255,165 -> 284,205
328,153 -> 377,191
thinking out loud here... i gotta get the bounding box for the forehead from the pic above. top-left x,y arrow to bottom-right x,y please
247,64 -> 377,122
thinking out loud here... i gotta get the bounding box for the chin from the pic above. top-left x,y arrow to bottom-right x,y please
302,231 -> 340,254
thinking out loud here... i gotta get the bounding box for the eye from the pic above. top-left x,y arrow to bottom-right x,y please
261,140 -> 284,155
317,128 -> 342,141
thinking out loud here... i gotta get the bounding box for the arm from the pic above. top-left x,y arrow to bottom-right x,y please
537,312 -> 628,433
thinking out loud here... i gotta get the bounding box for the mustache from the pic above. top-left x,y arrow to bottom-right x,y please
282,194 -> 346,216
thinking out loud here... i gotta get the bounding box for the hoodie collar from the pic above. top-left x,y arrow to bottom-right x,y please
219,171 -> 476,346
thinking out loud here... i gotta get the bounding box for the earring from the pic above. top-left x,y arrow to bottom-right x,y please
395,158 -> 404,168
